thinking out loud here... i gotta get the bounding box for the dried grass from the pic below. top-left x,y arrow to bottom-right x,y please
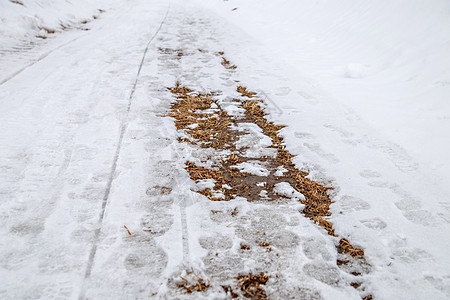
257,239 -> 272,248
238,86 -> 257,98
38,26 -> 55,34
167,83 -> 237,150
241,99 -> 335,235
167,82 -> 369,297
221,57 -> 237,69
337,238 -> 365,257
236,273 -> 269,299
168,83 -> 357,240
159,47 -> 184,58
240,243 -> 251,250
231,207 -> 239,216
222,285 -> 239,298
10,0 -> 24,6
177,271 -> 210,294
351,282 -> 362,289
123,225 -> 132,236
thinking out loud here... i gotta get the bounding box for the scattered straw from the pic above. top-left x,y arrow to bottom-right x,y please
338,238 -> 365,257
240,243 -> 251,250
238,86 -> 257,98
222,285 -> 239,298
10,0 -> 24,5
236,272 -> 269,299
123,225 -> 132,236
177,271 -> 210,294
231,207 -> 239,216
221,57 -> 237,70
167,80 -> 370,298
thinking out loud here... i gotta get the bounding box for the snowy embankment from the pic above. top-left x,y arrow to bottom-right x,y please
0,0 -> 110,48
0,0 -> 117,85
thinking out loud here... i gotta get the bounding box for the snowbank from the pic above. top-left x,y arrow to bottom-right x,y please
0,0 -> 113,50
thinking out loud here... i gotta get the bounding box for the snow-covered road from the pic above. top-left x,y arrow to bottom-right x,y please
1,0 -> 449,299
0,0 -> 171,297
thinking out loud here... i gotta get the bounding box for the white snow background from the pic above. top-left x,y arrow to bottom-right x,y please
1,0 -> 449,299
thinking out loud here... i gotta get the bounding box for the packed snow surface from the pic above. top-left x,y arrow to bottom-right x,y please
1,0 -> 449,299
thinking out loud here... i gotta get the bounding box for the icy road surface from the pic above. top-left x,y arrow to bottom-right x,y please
1,0 -> 449,299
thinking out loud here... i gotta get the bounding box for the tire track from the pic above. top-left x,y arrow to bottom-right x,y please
0,37 -> 82,87
77,5 -> 171,299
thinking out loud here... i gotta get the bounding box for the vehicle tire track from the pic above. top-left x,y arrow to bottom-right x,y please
77,4 -> 171,299
0,37 -> 82,87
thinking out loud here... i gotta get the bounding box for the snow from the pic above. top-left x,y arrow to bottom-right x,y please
195,0 -> 450,298
199,0 -> 450,195
274,166 -> 288,177
0,0 -> 110,46
234,161 -> 270,177
1,0 -> 450,299
273,182 -> 306,201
